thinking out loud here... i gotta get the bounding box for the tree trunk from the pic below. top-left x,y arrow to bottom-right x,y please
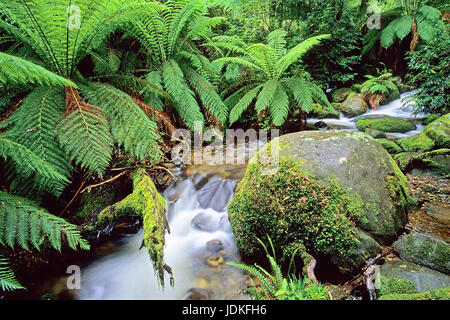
410,19 -> 419,52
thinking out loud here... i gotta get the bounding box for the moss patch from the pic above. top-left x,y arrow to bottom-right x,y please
378,286 -> 450,300
422,114 -> 440,126
376,139 -> 402,154
356,117 -> 416,133
423,113 -> 450,148
398,132 -> 435,152
377,275 -> 418,296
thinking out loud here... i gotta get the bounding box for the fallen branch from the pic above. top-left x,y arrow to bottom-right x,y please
58,180 -> 86,217
340,248 -> 393,294
81,171 -> 127,194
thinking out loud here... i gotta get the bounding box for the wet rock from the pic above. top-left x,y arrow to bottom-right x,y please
326,284 -> 349,300
314,120 -> 328,129
185,288 -> 213,300
393,232 -> 450,274
367,129 -> 387,139
338,93 -> 368,117
407,203 -> 450,242
206,255 -> 224,267
229,130 -> 413,274
206,239 -> 225,253
191,212 -> 218,232
380,258 -> 450,292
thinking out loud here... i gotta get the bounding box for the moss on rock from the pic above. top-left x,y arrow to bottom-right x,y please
356,117 -> 416,133
309,103 -> 339,119
377,275 -> 418,296
422,114 -> 441,126
393,233 -> 450,274
376,139 -> 402,154
378,286 -> 450,300
398,132 -> 435,152
423,113 -> 450,148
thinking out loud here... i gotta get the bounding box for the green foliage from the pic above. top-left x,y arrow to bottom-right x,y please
210,29 -> 331,126
4,86 -> 72,197
361,72 -> 398,96
81,83 -> 162,163
227,237 -> 328,300
378,286 -> 450,300
228,157 -> 361,264
406,32 -> 450,115
124,0 -> 228,128
363,1 -> 445,53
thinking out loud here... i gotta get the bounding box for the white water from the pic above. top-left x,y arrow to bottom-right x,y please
307,91 -> 427,138
77,174 -> 247,300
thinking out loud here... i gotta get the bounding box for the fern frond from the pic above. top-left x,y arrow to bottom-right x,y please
162,59 -> 204,128
226,261 -> 276,297
57,87 -> 113,175
0,191 -> 90,251
269,84 -> 290,127
183,67 -> 228,125
228,85 -> 262,125
284,78 -> 313,113
0,51 -> 75,87
5,86 -> 72,196
275,34 -> 330,77
255,79 -> 278,113
0,255 -> 24,291
0,134 -> 69,189
82,82 -> 162,163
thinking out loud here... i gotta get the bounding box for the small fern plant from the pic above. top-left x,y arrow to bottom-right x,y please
360,72 -> 398,109
226,237 -> 328,300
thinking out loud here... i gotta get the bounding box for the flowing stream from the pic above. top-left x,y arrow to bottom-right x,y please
76,169 -> 249,300
307,91 -> 426,138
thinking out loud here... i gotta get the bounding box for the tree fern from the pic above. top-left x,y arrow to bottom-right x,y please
0,255 -> 24,291
213,29 -> 330,127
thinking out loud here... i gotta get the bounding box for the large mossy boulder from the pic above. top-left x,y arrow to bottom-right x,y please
393,233 -> 450,274
337,93 -> 368,117
356,117 -> 417,133
228,130 -> 414,274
